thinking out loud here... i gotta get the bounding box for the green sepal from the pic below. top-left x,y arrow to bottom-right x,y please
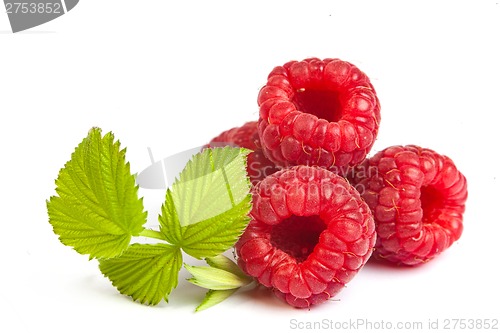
184,264 -> 251,290
205,254 -> 249,280
195,289 -> 239,312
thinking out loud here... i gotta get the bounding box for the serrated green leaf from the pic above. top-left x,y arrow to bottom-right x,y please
180,197 -> 251,259
47,127 -> 147,259
99,243 -> 182,305
195,289 -> 239,312
169,147 -> 251,227
158,188 -> 182,245
185,264 -> 250,290
179,147 -> 249,181
159,147 -> 252,259
206,254 -> 249,280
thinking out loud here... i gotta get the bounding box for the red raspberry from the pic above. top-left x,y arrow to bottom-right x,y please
350,145 -> 467,265
207,121 -> 281,185
257,57 -> 381,168
235,165 -> 376,308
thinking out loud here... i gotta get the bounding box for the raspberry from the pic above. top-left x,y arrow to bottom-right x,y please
207,121 -> 281,185
208,121 -> 256,150
257,57 -> 381,168
235,165 -> 376,308
350,145 -> 467,266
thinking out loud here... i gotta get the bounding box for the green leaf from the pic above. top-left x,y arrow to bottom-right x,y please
99,243 -> 182,305
180,196 -> 251,259
47,127 -> 147,259
158,188 -> 182,245
184,264 -> 251,290
170,147 -> 251,228
206,254 -> 249,280
195,289 -> 239,312
159,147 -> 252,259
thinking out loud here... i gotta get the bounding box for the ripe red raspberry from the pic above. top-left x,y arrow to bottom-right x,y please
350,145 -> 467,266
257,57 -> 381,168
207,121 -> 281,185
235,165 -> 376,308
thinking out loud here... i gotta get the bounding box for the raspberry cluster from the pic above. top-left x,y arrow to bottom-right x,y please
206,57 -> 468,308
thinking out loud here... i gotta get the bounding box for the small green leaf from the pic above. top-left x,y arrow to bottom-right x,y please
47,127 -> 147,259
159,147 -> 252,259
195,289 -> 239,312
158,189 -> 182,246
206,254 -> 249,280
170,147 -> 251,227
180,197 -> 251,259
99,243 -> 182,305
185,264 -> 251,290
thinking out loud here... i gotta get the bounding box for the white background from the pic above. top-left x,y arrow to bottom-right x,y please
1,1 -> 499,332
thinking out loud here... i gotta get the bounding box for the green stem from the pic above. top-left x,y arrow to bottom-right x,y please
139,229 -> 167,241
